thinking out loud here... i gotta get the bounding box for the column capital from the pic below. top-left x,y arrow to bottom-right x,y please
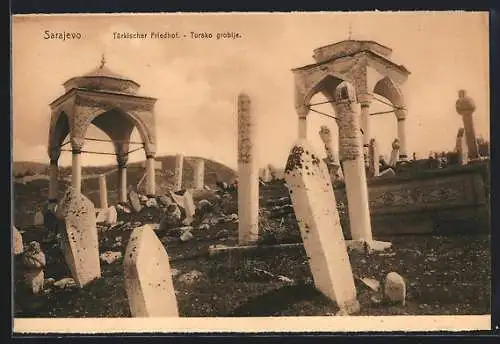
357,93 -> 373,106
146,154 -> 155,159
117,154 -> 129,169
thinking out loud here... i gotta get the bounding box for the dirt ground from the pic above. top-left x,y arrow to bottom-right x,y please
13,188 -> 491,318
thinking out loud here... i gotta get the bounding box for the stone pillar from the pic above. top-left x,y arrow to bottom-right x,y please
456,90 -> 479,159
237,93 -> 259,245
318,125 -> 343,181
358,93 -> 372,168
335,82 -> 373,242
298,115 -> 308,139
174,154 -> 184,191
145,155 -> 156,197
117,155 -> 128,203
389,138 -> 400,167
456,128 -> 469,165
193,158 -> 205,189
48,159 -> 59,202
397,118 -> 408,160
71,150 -> 82,196
368,138 -> 380,177
98,174 -> 108,209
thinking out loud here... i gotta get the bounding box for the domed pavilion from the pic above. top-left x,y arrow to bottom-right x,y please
47,55 -> 157,204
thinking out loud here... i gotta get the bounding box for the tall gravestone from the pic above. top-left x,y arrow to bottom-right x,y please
284,138 -> 359,313
98,174 -> 108,209
124,224 -> 179,317
389,138 -> 400,167
455,128 -> 469,165
335,81 -> 373,242
368,138 -> 380,177
318,125 -> 344,181
56,187 -> 101,287
193,158 -> 205,189
237,93 -> 259,245
455,89 -> 479,159
174,154 -> 184,191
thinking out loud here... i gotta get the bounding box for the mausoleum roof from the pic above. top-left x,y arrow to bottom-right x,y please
63,56 -> 140,95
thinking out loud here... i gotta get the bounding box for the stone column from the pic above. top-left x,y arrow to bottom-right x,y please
48,158 -> 59,203
117,155 -> 128,203
455,90 -> 479,159
98,174 -> 108,209
456,128 -> 469,165
298,115 -> 308,139
318,125 -> 343,181
174,154 -> 184,191
358,93 -> 372,168
71,149 -> 82,196
389,138 -> 400,167
368,138 -> 380,177
397,117 -> 408,160
237,93 -> 259,245
335,82 -> 373,242
145,155 -> 156,197
193,158 -> 205,189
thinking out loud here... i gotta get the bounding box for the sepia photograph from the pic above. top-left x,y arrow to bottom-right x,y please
11,11 -> 491,333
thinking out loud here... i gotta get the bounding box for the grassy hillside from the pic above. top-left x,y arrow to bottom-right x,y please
12,155 -> 236,228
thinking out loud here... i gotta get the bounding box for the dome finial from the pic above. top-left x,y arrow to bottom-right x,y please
348,21 -> 353,40
100,53 -> 106,69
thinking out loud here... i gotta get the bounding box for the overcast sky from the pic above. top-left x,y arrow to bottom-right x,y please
12,12 -> 489,170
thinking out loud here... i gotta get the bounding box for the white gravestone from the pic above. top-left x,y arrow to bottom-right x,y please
237,93 -> 259,245
124,224 -> 179,317
389,138 -> 400,167
284,139 -> 359,313
56,188 -> 101,288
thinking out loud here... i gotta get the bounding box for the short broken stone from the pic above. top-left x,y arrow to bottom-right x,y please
180,230 -> 194,242
54,277 -> 77,289
100,251 -> 123,264
384,272 -> 406,306
178,270 -> 203,285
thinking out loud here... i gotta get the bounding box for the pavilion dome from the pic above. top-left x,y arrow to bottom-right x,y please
63,56 -> 140,95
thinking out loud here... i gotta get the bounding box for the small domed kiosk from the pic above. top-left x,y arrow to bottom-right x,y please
47,56 -> 157,203
292,39 -> 411,165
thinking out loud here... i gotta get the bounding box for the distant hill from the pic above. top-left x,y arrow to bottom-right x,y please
12,155 -> 236,228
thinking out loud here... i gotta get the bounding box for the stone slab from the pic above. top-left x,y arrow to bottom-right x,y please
284,139 -> 358,312
56,188 -> 101,288
124,224 -> 179,317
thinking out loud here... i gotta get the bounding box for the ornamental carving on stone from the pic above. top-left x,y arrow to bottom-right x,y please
237,94 -> 253,164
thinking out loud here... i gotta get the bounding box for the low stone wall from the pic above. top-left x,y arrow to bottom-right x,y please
334,161 -> 490,236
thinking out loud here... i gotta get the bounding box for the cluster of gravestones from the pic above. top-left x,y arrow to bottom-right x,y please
14,86 -> 414,317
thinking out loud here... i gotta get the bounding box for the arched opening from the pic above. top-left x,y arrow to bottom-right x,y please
372,77 -> 407,159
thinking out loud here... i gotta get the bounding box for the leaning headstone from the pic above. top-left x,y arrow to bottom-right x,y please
33,211 -> 44,226
128,189 -> 143,213
169,190 -> 196,225
13,226 -> 23,255
384,272 -> 406,306
124,224 -> 179,317
56,187 -> 101,288
284,138 -> 359,313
